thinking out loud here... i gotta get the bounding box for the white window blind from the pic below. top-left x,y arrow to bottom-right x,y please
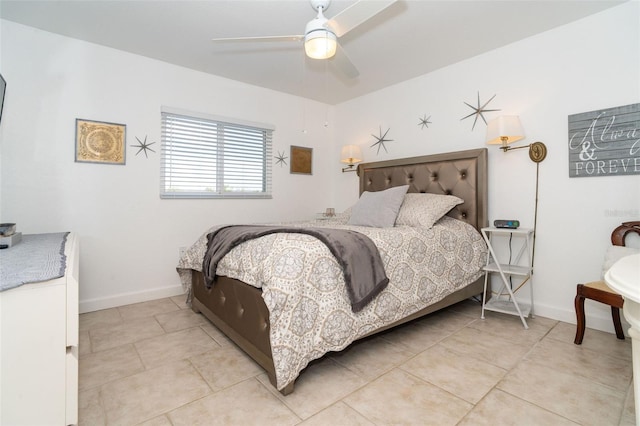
161,109 -> 273,199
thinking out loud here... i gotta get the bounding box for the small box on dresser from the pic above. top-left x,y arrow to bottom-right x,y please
0,231 -> 22,247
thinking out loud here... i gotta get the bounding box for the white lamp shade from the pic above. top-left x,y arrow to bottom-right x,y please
304,29 -> 337,59
340,145 -> 363,164
486,116 -> 525,145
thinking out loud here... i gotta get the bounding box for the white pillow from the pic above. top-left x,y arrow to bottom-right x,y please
601,245 -> 640,278
347,185 -> 409,227
395,193 -> 464,229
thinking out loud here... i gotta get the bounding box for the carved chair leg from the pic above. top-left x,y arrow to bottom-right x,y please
574,286 -> 586,345
611,307 -> 626,340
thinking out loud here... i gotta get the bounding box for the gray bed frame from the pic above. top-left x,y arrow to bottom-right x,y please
191,148 -> 488,395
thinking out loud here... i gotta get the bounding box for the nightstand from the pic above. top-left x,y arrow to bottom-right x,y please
481,227 -> 534,329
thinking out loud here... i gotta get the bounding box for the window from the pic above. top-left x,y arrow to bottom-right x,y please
160,108 -> 273,199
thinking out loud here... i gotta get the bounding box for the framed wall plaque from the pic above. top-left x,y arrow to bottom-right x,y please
290,145 -> 312,175
75,118 -> 126,165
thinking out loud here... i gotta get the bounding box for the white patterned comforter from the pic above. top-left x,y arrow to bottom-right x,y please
177,215 -> 487,390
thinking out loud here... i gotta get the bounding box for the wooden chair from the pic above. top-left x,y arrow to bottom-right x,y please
574,221 -> 640,345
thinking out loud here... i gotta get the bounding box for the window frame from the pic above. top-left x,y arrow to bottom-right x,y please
160,107 -> 274,199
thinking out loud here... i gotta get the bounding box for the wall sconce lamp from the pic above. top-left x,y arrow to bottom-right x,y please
341,145 -> 363,172
486,115 -> 547,163
486,115 -> 549,268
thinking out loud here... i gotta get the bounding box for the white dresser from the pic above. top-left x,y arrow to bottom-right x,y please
0,233 -> 79,425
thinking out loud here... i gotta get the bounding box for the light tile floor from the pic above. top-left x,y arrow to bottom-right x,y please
79,296 -> 635,425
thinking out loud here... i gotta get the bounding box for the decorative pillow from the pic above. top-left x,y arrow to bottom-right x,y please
347,185 -> 410,227
395,193 -> 464,229
601,245 -> 640,278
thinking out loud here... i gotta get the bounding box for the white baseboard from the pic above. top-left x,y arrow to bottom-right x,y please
80,284 -> 187,313
81,286 -> 629,337
533,301 -> 629,336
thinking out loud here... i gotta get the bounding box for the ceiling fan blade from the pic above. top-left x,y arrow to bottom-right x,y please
328,0 -> 397,38
331,43 -> 359,79
211,35 -> 304,43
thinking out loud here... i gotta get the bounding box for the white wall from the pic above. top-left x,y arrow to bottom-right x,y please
1,2 -> 639,332
0,21 -> 337,312
334,1 -> 640,332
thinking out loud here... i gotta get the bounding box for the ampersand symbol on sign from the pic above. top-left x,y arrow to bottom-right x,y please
578,141 -> 597,161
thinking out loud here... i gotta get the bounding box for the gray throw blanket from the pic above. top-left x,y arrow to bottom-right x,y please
203,225 -> 389,312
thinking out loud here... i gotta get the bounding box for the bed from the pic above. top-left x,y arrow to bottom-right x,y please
177,148 -> 488,395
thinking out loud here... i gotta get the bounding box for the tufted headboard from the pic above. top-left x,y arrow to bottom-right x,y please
357,148 -> 488,231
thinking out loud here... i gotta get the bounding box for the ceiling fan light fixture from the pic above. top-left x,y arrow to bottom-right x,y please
304,29 -> 337,59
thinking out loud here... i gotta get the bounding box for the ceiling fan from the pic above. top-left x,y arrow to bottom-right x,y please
211,0 -> 398,79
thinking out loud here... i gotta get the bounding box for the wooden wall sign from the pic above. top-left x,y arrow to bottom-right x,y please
568,103 -> 640,177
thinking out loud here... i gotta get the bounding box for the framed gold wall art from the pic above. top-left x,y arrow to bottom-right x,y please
290,145 -> 312,175
75,118 -> 126,165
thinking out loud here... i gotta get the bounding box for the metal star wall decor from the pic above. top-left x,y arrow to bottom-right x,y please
274,150 -> 288,167
418,114 -> 432,130
370,126 -> 393,155
461,92 -> 500,130
131,135 -> 156,158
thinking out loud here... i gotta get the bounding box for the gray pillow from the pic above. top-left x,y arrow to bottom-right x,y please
347,185 -> 410,227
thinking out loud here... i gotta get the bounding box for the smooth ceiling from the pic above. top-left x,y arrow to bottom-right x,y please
0,0 -> 626,104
